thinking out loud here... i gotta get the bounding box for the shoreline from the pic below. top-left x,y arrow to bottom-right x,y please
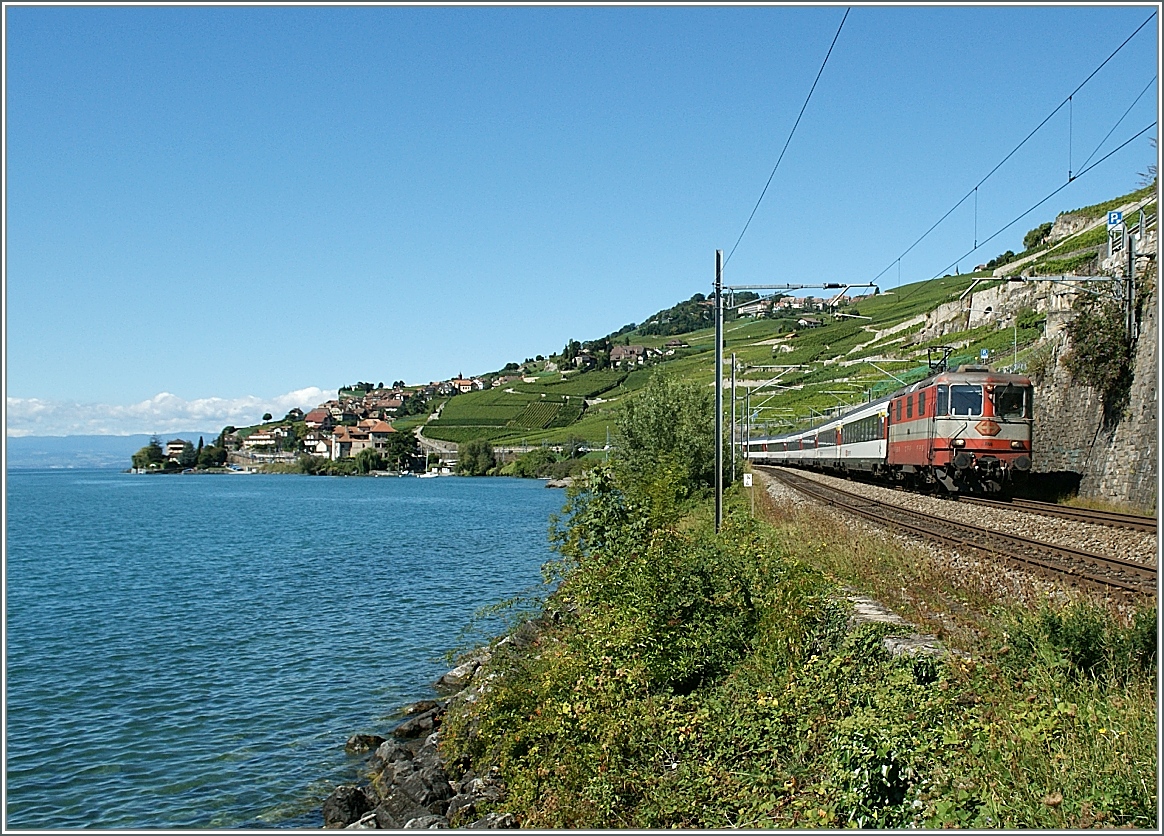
320,622 -> 546,830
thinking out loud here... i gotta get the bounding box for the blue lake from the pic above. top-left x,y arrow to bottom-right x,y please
5,469 -> 565,828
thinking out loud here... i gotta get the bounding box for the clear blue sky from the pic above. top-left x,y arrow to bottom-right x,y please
4,4 -> 1159,435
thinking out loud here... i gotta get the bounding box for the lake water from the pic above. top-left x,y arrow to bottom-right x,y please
5,469 -> 565,829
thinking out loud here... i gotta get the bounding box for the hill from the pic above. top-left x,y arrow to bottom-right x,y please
414,182 -> 1155,448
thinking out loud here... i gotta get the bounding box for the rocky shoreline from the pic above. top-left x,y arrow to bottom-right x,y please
320,621 -> 545,829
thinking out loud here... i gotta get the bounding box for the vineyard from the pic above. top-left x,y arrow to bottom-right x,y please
513,370 -> 627,398
409,183 -> 1155,448
509,402 -> 561,429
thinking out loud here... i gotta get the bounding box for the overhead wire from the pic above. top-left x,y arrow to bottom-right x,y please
723,6 -> 849,269
868,10 -> 1157,287
895,121 -> 1156,305
1078,74 -> 1157,173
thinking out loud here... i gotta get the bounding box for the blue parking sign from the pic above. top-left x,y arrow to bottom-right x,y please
980,349 -> 989,361
1108,211 -> 1123,226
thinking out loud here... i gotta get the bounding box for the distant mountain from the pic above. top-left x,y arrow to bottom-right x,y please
6,433 -> 221,470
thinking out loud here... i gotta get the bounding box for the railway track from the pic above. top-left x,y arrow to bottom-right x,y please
956,495 -> 1156,533
758,466 -> 1156,598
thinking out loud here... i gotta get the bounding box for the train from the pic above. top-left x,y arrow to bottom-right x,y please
745,364 -> 1034,494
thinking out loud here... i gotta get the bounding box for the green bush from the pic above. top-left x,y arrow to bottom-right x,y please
1023,222 -> 1053,250
614,370 -> 721,494
457,438 -> 497,476
1063,295 -> 1133,419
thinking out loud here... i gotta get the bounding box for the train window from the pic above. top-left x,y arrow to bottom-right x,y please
896,399 -> 902,421
936,385 -> 948,416
950,384 -> 983,416
918,390 -> 926,416
906,395 -> 913,419
992,383 -> 1030,419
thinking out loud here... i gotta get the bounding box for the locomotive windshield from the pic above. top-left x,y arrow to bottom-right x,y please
949,384 -> 983,416
991,383 -> 1030,419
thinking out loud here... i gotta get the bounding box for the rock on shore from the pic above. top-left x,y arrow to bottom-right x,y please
321,648 -> 514,829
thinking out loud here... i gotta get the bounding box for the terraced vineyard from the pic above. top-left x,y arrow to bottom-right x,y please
509,402 -> 561,429
413,183 -> 1153,447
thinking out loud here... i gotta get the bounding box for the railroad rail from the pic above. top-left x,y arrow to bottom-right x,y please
956,495 -> 1157,533
757,466 -> 1156,598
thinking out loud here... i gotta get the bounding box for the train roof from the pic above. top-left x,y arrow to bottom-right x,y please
888,365 -> 1033,399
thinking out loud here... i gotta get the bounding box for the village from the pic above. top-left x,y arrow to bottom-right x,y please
142,293 -> 851,472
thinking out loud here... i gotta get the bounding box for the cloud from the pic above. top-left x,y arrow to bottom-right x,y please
6,387 -> 338,437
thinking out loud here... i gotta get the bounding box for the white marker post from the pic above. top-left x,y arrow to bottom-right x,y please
743,471 -> 753,516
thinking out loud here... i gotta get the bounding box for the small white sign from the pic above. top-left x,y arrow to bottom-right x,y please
743,473 -> 753,487
1108,210 -> 1123,227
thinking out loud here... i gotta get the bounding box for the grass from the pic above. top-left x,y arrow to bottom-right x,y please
1062,494 -> 1157,518
438,471 -> 1156,829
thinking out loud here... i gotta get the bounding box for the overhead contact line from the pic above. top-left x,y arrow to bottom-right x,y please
871,10 -> 1157,292
895,121 -> 1156,304
724,7 -> 850,269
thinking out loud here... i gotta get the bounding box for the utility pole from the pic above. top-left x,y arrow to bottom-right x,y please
715,250 -> 723,534
745,387 -> 751,460
1126,232 -> 1138,339
730,352 -> 737,483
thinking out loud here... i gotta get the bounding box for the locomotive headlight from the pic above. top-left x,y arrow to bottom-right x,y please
1010,440 -> 1025,449
952,438 -> 966,447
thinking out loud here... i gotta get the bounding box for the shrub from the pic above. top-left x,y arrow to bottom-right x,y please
614,371 -> 721,494
1023,222 -> 1053,250
1063,295 -> 1132,420
457,438 -> 497,475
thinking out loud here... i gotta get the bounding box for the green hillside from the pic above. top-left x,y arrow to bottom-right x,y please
414,182 -> 1153,447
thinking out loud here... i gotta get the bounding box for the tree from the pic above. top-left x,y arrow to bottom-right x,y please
382,432 -> 422,471
280,426 -> 300,452
178,441 -> 198,468
615,371 -> 721,494
197,445 -> 227,468
355,447 -> 385,474
262,412 -> 273,422
511,447 -> 557,478
1023,222 -> 1053,250
456,439 -> 496,476
131,436 -> 166,469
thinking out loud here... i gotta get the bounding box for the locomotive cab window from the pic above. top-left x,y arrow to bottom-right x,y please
950,384 -> 983,416
896,399 -> 902,421
936,385 -> 948,416
906,395 -> 913,419
992,383 -> 1031,419
918,390 -> 926,416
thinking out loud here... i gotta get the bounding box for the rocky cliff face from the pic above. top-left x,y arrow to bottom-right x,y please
1030,285 -> 1156,512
